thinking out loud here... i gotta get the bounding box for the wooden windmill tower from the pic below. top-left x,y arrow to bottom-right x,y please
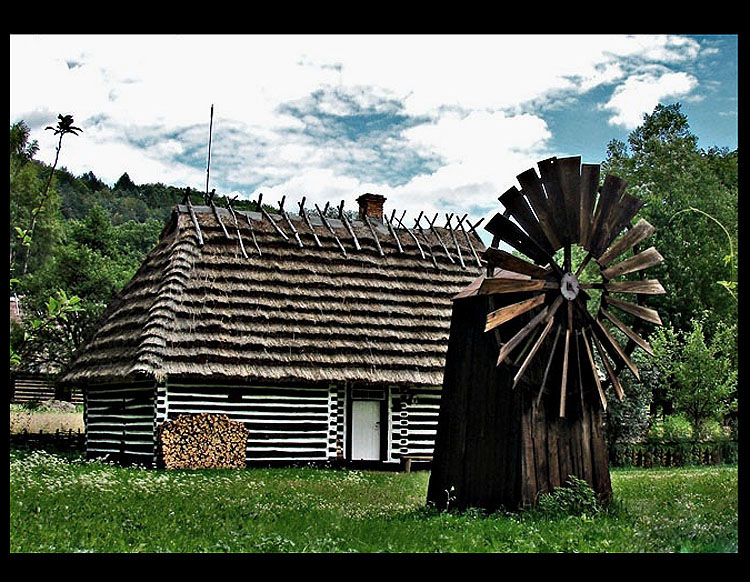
426,156 -> 664,512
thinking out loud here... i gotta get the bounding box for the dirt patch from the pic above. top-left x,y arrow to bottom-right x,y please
10,410 -> 85,434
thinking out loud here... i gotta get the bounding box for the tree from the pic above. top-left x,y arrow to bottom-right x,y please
649,315 -> 737,440
602,103 -> 738,333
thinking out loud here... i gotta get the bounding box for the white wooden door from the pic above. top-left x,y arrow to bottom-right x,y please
351,400 -> 381,460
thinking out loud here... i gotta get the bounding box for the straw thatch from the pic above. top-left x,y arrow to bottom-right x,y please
59,202 -> 485,388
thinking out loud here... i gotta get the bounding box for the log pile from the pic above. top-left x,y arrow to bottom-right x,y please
158,413 -> 249,470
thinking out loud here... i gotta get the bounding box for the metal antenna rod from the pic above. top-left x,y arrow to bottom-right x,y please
205,104 -> 214,202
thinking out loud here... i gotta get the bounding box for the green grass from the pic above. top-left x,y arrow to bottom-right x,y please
9,449 -> 738,553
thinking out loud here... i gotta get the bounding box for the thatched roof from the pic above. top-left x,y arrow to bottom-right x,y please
59,201 -> 485,388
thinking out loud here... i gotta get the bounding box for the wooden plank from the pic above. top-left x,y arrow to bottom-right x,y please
484,212 -> 554,267
560,325 -> 571,418
605,295 -> 663,326
482,247 -> 549,278
496,306 -> 550,366
605,279 -> 666,295
537,157 -> 570,244
516,167 -> 563,251
479,278 -> 547,295
537,324 -> 562,409
485,294 -> 545,332
601,246 -> 664,280
512,297 -> 563,388
557,156 -> 582,244
581,327 -> 607,411
596,218 -> 655,267
588,175 -> 628,256
579,164 -> 600,250
591,193 -> 643,257
591,331 -> 624,400
599,307 -> 654,355
498,186 -> 554,254
592,317 -> 641,381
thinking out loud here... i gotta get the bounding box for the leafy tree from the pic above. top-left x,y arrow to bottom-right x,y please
648,315 -> 737,440
602,103 -> 738,333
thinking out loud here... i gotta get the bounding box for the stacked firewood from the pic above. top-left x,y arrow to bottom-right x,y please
159,413 -> 249,470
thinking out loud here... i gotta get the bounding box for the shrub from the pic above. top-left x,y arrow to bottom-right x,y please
536,476 -> 600,517
649,414 -> 693,442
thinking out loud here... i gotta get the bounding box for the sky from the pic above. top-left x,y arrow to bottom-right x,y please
9,34 -> 738,230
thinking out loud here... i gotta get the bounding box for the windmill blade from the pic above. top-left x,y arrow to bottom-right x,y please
512,296 -> 564,387
485,294 -> 545,332
482,247 -> 550,278
579,163 -> 600,250
591,193 -> 644,258
538,157 -> 572,244
498,186 -> 555,254
537,324 -> 563,408
479,278 -> 557,295
516,167 -> 564,251
559,301 -> 573,418
496,305 -> 550,367
591,316 -> 641,381
604,295 -> 663,326
484,212 -> 559,269
590,330 -> 625,401
601,246 -> 664,280
596,219 -> 655,267
581,327 -> 607,411
557,156 -> 582,244
598,307 -> 655,355
605,279 -> 666,295
587,175 -> 628,255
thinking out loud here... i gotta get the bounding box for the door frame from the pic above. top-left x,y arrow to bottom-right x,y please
345,386 -> 389,462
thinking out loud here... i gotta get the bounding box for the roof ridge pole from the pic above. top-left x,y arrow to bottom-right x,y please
278,195 -> 304,248
184,190 -> 204,247
256,193 -> 289,241
242,211 -> 262,257
456,213 -> 482,268
338,201 -> 361,251
396,210 -> 425,260
363,214 -> 384,257
226,197 -> 249,259
208,189 -> 231,240
385,209 -> 404,254
298,196 -> 322,247
427,212 -> 455,263
315,202 -> 347,257
414,211 -> 440,269
445,213 -> 466,269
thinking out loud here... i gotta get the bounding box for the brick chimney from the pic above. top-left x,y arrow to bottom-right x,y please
356,193 -> 386,222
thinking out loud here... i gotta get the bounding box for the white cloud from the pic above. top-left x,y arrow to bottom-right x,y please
602,70 -> 699,128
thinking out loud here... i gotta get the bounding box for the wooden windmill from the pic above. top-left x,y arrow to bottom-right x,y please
427,156 -> 664,512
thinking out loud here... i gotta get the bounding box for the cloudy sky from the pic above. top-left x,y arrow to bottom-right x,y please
10,34 -> 738,227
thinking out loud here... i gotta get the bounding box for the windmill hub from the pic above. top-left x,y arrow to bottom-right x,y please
560,271 -> 580,300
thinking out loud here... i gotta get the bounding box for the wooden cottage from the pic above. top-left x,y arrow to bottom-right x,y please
58,194 -> 484,467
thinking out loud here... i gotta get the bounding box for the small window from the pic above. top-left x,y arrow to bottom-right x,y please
351,388 -> 386,401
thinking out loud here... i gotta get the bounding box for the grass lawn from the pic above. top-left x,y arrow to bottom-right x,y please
9,449 -> 738,553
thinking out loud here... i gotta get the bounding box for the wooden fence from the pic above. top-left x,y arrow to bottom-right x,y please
610,440 -> 738,468
10,429 -> 85,452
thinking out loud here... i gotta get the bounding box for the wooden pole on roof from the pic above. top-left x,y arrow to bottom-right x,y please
208,189 -> 231,240
427,212 -> 455,263
414,212 -> 440,269
363,214 -> 384,257
184,188 -> 204,247
395,210 -> 425,260
338,201 -> 361,251
316,202 -> 347,257
445,213 -> 466,269
205,104 -> 214,201
298,197 -> 322,247
385,209 -> 403,254
256,193 -> 289,241
226,197 -> 248,259
456,213 -> 482,268
242,211 -> 262,257
278,195 -> 303,248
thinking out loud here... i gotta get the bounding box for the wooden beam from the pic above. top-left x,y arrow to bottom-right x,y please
482,247 -> 549,278
598,307 -> 654,355
605,279 -> 665,295
315,203 -> 347,257
601,246 -> 664,280
537,324 -> 562,409
557,156 -> 582,244
478,278 -> 548,295
278,196 -> 303,248
297,197 -> 323,248
596,219 -> 655,267
496,305 -> 550,367
591,330 -> 624,401
485,294 -> 545,332
445,213 -> 466,269
256,193 -> 289,241
516,166 -> 563,250
185,196 -> 204,247
579,163 -> 600,250
592,317 -> 641,381
512,296 -> 563,388
604,295 -> 663,326
427,213 -> 454,263
338,201 -> 361,251
581,327 -> 607,411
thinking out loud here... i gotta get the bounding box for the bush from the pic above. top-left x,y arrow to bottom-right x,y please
536,476 -> 600,517
649,414 -> 693,442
